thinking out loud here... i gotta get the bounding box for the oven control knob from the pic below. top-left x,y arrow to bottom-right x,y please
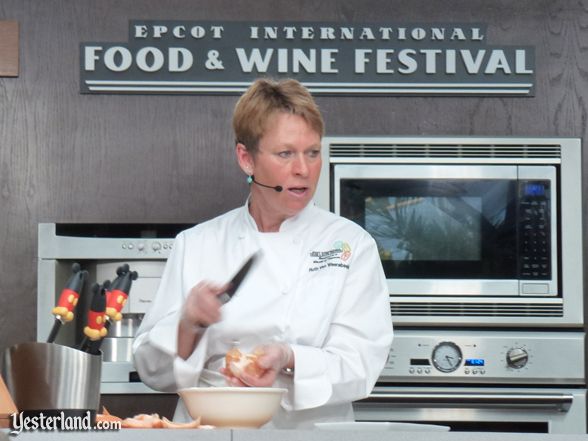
506,347 -> 529,369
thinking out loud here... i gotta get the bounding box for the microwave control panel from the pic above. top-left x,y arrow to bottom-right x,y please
519,181 -> 551,280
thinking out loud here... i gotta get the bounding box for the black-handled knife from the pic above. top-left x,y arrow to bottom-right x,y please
218,252 -> 260,304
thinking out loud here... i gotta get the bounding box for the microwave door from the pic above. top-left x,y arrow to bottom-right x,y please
333,164 -> 557,298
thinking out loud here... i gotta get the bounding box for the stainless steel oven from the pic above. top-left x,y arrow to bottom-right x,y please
353,330 -> 586,434
315,137 -> 585,433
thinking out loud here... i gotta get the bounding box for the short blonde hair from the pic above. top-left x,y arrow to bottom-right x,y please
233,78 -> 324,153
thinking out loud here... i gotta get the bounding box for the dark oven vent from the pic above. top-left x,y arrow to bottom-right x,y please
391,302 -> 564,318
329,143 -> 562,159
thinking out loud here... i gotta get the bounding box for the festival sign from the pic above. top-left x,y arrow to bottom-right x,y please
80,21 -> 534,96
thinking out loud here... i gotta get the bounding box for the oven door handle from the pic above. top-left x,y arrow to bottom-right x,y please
360,392 -> 573,412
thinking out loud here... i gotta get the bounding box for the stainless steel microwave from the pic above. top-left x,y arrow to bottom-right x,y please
315,137 -> 583,327
335,163 -> 557,297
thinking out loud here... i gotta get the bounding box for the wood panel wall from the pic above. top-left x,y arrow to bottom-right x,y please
0,0 -> 587,419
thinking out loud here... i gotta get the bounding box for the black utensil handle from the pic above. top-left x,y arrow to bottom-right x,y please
47,318 -> 62,343
78,336 -> 90,352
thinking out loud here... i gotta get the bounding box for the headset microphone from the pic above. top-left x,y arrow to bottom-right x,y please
251,175 -> 283,192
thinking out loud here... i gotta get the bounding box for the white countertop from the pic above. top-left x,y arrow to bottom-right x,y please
3,428 -> 588,441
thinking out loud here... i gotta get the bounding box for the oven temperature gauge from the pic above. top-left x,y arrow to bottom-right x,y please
432,342 -> 463,373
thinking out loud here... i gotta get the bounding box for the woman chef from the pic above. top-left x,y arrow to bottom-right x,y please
132,78 -> 393,428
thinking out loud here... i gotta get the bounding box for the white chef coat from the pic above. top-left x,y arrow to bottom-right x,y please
132,200 -> 393,429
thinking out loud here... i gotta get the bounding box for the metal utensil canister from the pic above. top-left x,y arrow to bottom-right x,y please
100,314 -> 142,362
1,342 -> 101,419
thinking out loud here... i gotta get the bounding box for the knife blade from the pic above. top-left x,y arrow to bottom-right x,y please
218,252 -> 260,304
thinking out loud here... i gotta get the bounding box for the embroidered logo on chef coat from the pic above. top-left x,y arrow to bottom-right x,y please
308,241 -> 351,272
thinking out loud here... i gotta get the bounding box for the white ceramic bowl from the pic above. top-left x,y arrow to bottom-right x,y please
178,387 -> 287,428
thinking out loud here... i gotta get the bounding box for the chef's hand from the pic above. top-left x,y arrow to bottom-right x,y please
180,281 -> 231,330
225,342 -> 294,387
178,281 -> 231,360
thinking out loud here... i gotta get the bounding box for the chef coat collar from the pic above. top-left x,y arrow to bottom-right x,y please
240,195 -> 316,235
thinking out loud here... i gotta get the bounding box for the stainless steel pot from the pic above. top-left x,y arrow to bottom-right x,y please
1,342 -> 101,412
